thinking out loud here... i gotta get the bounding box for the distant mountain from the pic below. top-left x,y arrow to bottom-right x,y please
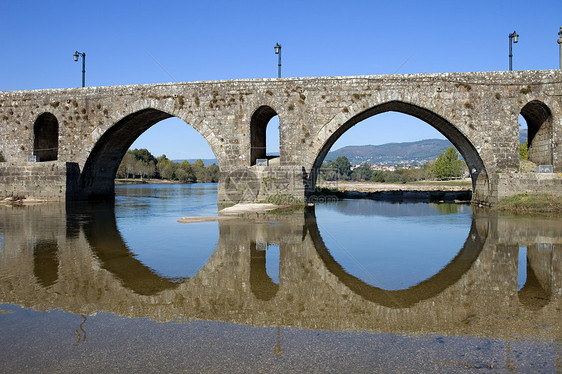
172,158 -> 218,166
325,139 -> 453,165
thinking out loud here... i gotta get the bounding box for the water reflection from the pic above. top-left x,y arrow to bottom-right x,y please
67,202 -> 183,295
308,209 -> 484,308
0,202 -> 560,342
33,240 -> 59,287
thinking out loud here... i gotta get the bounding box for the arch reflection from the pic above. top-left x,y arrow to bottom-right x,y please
305,207 -> 486,308
67,202 -> 184,296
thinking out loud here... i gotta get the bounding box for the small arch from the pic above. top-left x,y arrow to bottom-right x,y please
520,100 -> 553,165
250,105 -> 279,165
33,113 -> 59,161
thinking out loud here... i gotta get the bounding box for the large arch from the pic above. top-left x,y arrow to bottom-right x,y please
78,108 -> 220,200
33,112 -> 59,161
308,100 -> 487,194
520,100 -> 553,166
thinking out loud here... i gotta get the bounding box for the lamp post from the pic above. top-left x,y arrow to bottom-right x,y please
558,27 -> 562,69
274,43 -> 281,78
509,31 -> 518,71
73,51 -> 86,87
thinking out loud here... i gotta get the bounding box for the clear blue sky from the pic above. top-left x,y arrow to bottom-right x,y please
1,0 -> 560,159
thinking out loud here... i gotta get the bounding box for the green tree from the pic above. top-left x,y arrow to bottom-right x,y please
193,159 -> 205,169
130,148 -> 157,165
176,161 -> 195,183
370,170 -> 388,183
206,164 -> 220,182
117,151 -> 138,178
326,156 -> 351,180
519,140 -> 528,160
433,147 -> 463,180
351,163 -> 372,181
192,159 -> 209,182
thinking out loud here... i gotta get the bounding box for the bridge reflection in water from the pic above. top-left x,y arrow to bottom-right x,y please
0,203 -> 559,343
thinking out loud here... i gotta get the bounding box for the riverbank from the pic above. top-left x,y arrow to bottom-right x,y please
115,178 -> 180,184
316,180 -> 472,202
493,193 -> 562,215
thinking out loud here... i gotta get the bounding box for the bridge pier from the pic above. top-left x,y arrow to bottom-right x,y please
218,165 -> 307,207
0,161 -> 80,201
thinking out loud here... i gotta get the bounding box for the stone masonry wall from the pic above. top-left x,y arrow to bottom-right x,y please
0,162 -> 79,201
489,172 -> 562,203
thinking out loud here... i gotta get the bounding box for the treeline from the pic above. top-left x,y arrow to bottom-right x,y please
321,146 -> 466,184
116,148 -> 220,183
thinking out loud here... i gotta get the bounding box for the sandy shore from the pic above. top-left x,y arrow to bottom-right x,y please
178,203 -> 280,223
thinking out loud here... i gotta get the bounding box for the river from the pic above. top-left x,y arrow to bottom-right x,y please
0,184 -> 560,373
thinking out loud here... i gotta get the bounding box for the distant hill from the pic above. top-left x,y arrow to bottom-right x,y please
325,139 -> 453,165
519,128 -> 527,144
172,158 -> 218,166
172,132 -> 528,168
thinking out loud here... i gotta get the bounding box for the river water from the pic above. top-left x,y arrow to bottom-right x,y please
0,184 -> 560,373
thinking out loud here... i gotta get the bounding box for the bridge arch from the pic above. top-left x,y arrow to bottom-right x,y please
250,105 -> 279,165
520,100 -> 554,165
78,108 -> 223,200
33,112 -> 59,161
308,100 -> 488,193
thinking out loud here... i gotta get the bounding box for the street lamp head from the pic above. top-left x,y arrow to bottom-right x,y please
274,43 -> 281,54
73,51 -> 79,61
510,31 -> 519,43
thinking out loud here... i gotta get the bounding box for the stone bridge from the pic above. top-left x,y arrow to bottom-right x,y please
1,69 -> 561,204
0,205 -> 560,339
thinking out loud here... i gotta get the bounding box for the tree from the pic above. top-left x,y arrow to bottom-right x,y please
326,156 -> 351,180
130,148 -> 157,165
193,159 -> 205,169
119,151 -> 137,178
433,147 -> 463,180
351,163 -> 372,181
207,164 -> 220,182
176,161 -> 195,183
519,140 -> 528,160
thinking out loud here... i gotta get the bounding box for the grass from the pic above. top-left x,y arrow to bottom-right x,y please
493,193 -> 562,215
